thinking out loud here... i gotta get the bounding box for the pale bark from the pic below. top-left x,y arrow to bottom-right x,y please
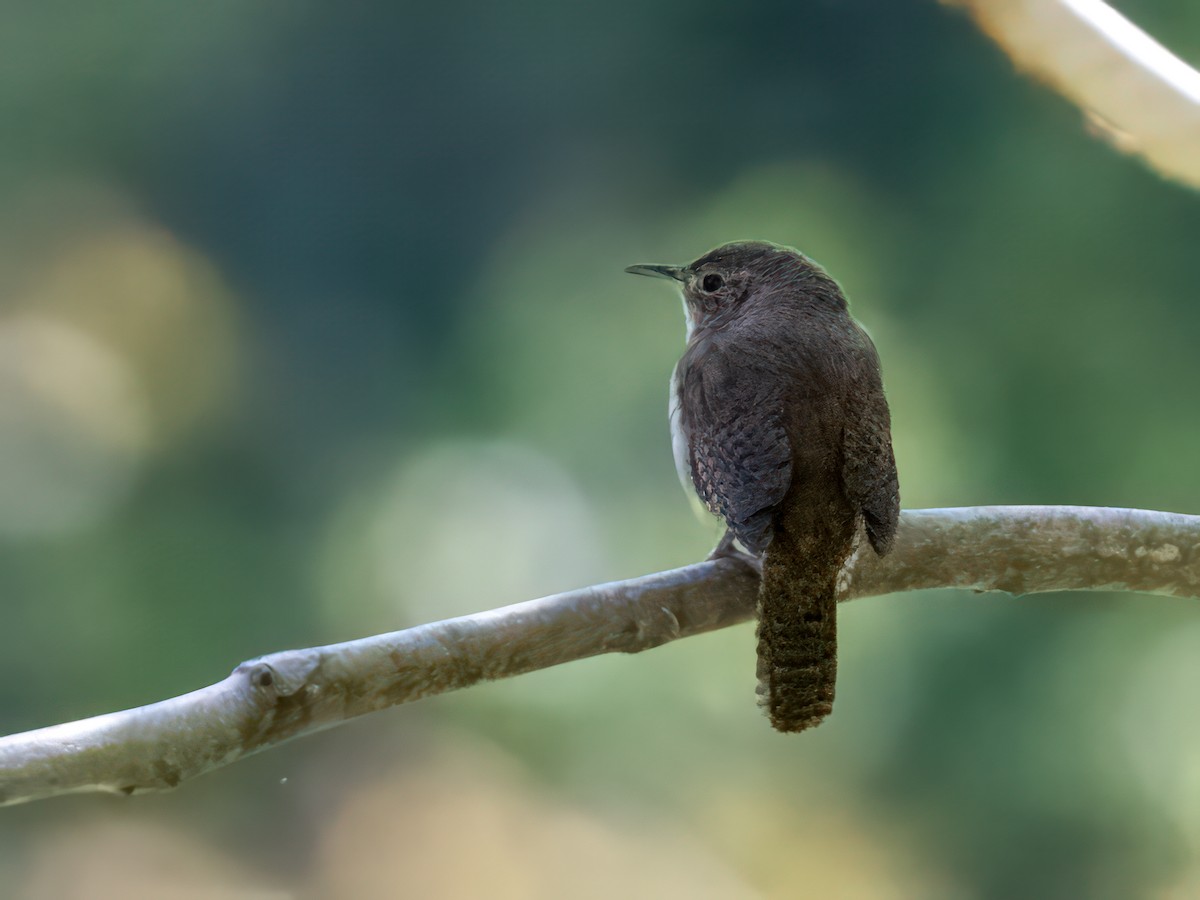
2,505 -> 1197,808
950,0 -> 1200,189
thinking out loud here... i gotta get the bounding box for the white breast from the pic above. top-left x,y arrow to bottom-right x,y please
671,292 -> 699,493
669,361 -> 711,524
670,295 -> 711,522
668,363 -> 691,495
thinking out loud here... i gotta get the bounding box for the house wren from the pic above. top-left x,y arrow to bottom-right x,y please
626,241 -> 899,732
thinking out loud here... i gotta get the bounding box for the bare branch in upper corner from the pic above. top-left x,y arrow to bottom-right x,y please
948,0 -> 1200,189
1,505 -> 1198,809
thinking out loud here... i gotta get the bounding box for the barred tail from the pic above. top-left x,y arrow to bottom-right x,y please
756,528 -> 842,733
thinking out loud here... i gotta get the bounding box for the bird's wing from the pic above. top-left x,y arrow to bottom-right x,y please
841,336 -> 899,555
680,345 -> 792,554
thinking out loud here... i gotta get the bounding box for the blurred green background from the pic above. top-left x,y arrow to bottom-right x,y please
3,1 -> 1200,897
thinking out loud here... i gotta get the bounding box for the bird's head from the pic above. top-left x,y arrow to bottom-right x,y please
625,241 -> 842,336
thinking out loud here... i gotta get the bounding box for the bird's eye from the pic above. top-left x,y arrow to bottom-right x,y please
701,273 -> 724,293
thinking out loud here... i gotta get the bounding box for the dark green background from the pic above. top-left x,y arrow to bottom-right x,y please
2,1 -> 1199,897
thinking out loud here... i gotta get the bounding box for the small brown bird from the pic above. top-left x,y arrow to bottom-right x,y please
626,241 -> 899,732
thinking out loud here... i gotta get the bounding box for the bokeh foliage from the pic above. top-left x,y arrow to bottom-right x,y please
2,1 -> 1200,897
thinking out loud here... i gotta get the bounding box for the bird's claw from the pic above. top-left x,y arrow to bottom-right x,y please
706,531 -> 761,569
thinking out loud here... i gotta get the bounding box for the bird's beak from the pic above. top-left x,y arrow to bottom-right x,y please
624,264 -> 688,282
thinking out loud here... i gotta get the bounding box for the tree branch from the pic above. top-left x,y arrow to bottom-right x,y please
950,0 -> 1200,189
2,506 -> 1198,808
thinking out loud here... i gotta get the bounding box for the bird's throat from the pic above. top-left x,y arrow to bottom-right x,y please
681,295 -> 697,342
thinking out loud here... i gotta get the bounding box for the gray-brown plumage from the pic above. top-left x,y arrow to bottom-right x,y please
626,241 -> 899,732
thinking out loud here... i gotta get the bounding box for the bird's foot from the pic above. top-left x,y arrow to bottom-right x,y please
706,530 -> 761,569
